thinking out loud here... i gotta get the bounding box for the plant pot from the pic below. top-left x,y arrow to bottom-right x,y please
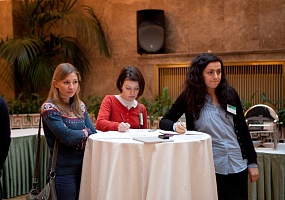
147,116 -> 162,129
10,113 -> 40,129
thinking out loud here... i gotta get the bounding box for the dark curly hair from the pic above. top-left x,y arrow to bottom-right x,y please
116,66 -> 145,98
183,53 -> 235,119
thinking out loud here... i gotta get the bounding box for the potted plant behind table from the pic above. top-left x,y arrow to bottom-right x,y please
84,95 -> 103,125
0,0 -> 109,100
140,87 -> 172,129
273,99 -> 285,143
4,93 -> 45,129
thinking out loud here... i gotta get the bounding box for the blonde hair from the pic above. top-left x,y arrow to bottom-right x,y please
46,63 -> 83,118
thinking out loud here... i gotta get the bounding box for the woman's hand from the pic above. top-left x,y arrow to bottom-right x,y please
248,167 -> 259,182
118,122 -> 131,132
176,121 -> 187,134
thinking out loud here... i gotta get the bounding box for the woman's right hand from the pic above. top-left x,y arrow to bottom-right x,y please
176,121 -> 187,134
118,122 -> 131,132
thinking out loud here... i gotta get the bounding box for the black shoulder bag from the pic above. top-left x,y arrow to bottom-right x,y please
27,115 -> 58,200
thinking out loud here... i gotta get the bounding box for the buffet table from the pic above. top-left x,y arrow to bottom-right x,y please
79,130 -> 218,200
0,128 -> 49,199
248,143 -> 285,200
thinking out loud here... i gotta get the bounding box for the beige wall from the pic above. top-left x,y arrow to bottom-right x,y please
1,0 -> 285,101
81,0 -> 285,101
0,0 -> 14,98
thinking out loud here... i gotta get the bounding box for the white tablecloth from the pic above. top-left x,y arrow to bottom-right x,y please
79,130 -> 218,200
254,142 -> 285,154
11,128 -> 44,138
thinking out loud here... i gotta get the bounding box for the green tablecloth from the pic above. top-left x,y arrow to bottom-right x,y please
0,134 -> 49,199
248,152 -> 285,200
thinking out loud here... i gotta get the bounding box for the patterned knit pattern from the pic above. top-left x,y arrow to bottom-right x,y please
41,100 -> 96,176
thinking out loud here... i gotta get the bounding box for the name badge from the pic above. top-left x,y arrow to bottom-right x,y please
227,104 -> 236,115
139,113 -> 143,125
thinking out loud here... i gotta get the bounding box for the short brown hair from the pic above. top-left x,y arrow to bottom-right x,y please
116,66 -> 145,98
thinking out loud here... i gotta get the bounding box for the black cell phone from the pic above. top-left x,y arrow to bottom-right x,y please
158,134 -> 170,139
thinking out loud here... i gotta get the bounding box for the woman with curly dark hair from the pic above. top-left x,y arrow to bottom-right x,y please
159,53 -> 259,200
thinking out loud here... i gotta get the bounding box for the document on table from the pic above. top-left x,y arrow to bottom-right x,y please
159,130 -> 180,135
185,131 -> 205,135
95,129 -> 159,139
95,132 -> 131,139
132,136 -> 174,143
159,130 -> 205,135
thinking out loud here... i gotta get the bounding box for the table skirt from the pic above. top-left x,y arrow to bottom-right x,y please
248,152 -> 285,200
0,134 -> 49,199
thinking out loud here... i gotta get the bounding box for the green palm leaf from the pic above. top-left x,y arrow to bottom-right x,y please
0,0 -> 109,97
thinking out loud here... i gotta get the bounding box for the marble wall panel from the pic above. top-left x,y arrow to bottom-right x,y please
1,0 -> 285,101
0,1 -> 14,98
259,0 -> 285,49
80,0 -> 285,100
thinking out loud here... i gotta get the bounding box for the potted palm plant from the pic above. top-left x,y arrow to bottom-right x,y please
84,95 -> 103,125
0,0 -> 109,98
141,87 -> 172,129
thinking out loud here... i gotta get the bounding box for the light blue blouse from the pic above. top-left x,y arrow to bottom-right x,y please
194,95 -> 247,175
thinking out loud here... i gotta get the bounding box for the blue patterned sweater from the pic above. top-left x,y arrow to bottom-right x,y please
41,100 -> 96,176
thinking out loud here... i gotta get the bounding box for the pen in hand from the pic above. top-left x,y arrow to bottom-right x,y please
179,119 -> 186,128
120,113 -> 125,122
178,119 -> 186,134
119,113 -> 130,132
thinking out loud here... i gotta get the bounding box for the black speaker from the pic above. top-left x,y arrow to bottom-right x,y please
137,9 -> 165,54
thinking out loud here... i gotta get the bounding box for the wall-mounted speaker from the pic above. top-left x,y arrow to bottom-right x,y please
137,9 -> 165,54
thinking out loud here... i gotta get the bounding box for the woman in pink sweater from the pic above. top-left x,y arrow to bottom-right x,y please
96,66 -> 148,132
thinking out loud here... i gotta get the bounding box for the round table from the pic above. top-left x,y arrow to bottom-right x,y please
79,130 -> 218,200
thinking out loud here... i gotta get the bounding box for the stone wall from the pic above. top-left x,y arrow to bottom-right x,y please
81,0 -> 285,101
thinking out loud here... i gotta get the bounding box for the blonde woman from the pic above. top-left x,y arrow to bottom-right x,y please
41,63 -> 96,200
